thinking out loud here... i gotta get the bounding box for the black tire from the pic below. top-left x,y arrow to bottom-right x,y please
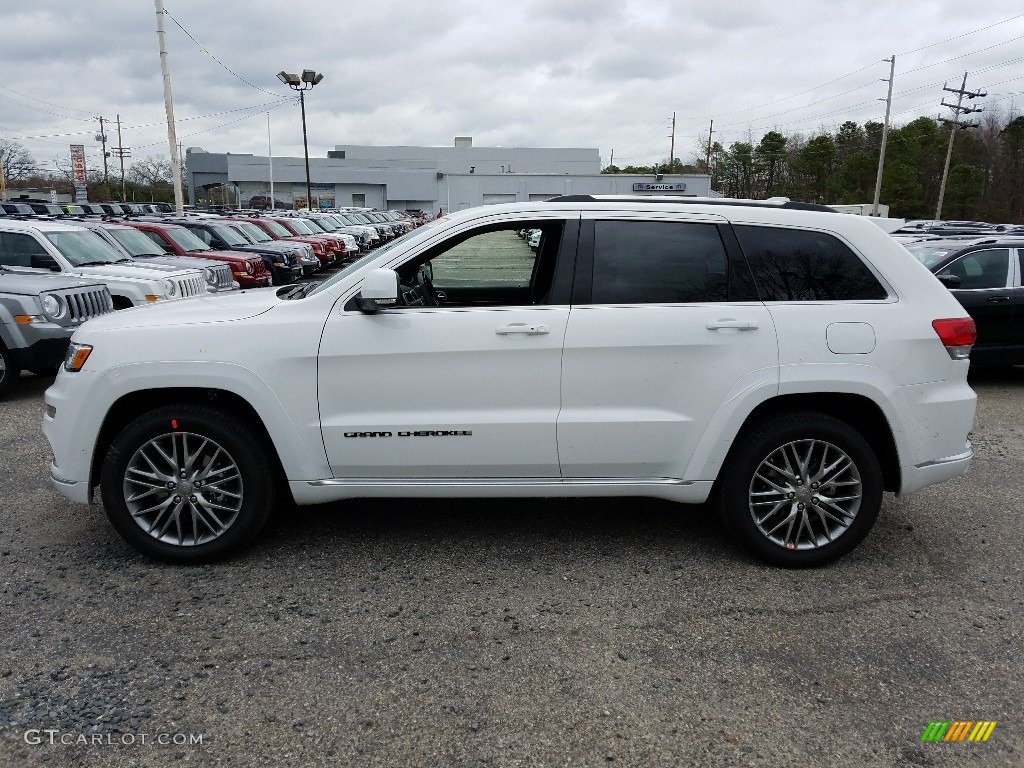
718,412 -> 883,568
0,344 -> 22,400
100,404 -> 277,563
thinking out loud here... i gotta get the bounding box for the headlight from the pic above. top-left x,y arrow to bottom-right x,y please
203,268 -> 217,285
162,279 -> 177,297
245,261 -> 254,274
41,293 -> 67,320
64,342 -> 93,372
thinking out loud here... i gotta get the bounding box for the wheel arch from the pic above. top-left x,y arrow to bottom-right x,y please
91,387 -> 289,495
723,393 -> 901,493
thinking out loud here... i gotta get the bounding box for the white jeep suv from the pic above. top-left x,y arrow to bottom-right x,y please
0,219 -> 207,308
42,197 -> 977,566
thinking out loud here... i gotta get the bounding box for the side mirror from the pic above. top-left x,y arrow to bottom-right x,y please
355,268 -> 400,313
31,253 -> 61,272
936,273 -> 961,289
161,243 -> 176,254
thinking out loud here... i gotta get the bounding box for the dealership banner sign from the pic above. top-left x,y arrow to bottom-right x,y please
70,144 -> 88,202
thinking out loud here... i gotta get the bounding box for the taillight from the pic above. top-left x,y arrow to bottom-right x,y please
932,317 -> 976,360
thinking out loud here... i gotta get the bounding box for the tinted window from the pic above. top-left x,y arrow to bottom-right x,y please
592,220 -> 728,304
735,225 -> 887,301
936,249 -> 1010,290
0,232 -> 48,266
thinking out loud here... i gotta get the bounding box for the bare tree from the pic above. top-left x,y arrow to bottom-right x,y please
0,139 -> 37,186
128,156 -> 173,187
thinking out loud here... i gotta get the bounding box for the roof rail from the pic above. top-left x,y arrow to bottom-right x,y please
544,194 -> 836,212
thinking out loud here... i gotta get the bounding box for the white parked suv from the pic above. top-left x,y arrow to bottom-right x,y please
0,219 -> 207,308
43,196 -> 978,566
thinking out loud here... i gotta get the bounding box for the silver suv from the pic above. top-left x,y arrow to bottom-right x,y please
1,266 -> 112,398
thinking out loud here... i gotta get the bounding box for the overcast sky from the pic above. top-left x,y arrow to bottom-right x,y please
1,1 -> 1022,175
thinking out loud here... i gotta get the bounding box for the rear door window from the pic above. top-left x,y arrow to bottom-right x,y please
591,220 -> 729,304
734,225 -> 888,301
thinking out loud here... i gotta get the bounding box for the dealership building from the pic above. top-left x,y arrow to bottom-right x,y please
185,137 -> 711,212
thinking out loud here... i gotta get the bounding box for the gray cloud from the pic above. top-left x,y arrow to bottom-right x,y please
1,0 -> 1021,173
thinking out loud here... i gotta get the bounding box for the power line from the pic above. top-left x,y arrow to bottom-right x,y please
0,86 -> 95,117
672,15 -> 1024,130
896,13 -> 1024,55
162,7 -> 282,97
0,92 -> 94,123
132,100 -> 291,149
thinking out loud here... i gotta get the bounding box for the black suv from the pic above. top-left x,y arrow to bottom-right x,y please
904,237 -> 1024,366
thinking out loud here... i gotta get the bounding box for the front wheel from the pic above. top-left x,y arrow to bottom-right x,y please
0,344 -> 22,399
100,404 -> 277,563
718,412 -> 883,567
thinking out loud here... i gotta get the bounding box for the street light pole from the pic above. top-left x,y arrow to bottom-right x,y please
277,69 -> 323,211
299,89 -> 311,212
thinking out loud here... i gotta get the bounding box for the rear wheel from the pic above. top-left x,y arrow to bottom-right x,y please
100,404 -> 276,563
718,412 -> 883,567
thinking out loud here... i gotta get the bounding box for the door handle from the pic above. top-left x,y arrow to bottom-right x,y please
496,323 -> 549,335
706,319 -> 759,331
986,295 -> 1011,303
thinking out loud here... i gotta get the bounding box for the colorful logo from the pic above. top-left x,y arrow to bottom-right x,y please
921,721 -> 997,742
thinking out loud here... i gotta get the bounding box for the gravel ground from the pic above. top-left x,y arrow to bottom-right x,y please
0,368 -> 1021,767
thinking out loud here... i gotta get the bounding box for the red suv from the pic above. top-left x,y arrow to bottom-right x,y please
227,216 -> 340,270
123,221 -> 271,288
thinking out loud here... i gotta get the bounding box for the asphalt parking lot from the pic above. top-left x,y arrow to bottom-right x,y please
0,368 -> 1021,767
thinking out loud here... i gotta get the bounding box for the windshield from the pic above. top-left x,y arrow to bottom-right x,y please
167,227 -> 212,252
300,218 -> 329,233
64,205 -> 86,215
45,230 -> 125,266
209,224 -> 249,246
286,219 -> 316,235
234,222 -> 273,242
110,227 -> 167,256
263,220 -> 292,238
903,243 -> 953,269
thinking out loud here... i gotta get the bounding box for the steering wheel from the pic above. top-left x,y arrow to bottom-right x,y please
416,270 -> 441,307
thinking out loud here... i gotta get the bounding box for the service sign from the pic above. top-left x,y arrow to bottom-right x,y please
632,182 -> 686,192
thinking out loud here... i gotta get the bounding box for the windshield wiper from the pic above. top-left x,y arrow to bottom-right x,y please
74,260 -> 115,267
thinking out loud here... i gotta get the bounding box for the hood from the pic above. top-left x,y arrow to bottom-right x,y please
130,254 -> 224,270
0,270 -> 102,296
78,288 -> 278,333
68,262 -> 202,282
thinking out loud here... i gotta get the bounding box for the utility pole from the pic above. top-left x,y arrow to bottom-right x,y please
705,119 -> 714,175
154,0 -> 184,215
935,72 -> 985,220
609,149 -> 613,170
96,116 -> 110,189
112,114 -> 131,201
669,111 -> 676,173
0,152 -> 6,202
872,55 -> 895,217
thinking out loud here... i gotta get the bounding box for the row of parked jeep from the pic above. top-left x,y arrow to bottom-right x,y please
0,200 -> 421,398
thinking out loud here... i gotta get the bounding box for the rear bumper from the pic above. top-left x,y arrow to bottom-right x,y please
900,443 -> 974,496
